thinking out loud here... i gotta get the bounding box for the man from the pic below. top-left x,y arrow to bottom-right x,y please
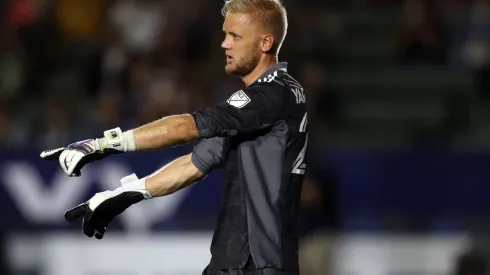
41,0 -> 307,274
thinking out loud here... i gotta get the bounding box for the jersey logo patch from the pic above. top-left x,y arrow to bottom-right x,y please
227,90 -> 251,108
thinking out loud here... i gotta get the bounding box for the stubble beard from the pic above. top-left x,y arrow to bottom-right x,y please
225,49 -> 261,77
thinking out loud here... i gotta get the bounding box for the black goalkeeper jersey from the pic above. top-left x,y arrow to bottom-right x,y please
191,62 -> 307,273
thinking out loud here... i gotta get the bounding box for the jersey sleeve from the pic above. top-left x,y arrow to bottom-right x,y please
191,83 -> 283,138
191,137 -> 230,174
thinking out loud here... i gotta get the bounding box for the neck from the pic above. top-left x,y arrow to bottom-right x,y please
242,55 -> 278,87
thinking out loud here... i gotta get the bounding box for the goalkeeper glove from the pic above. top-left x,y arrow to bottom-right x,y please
40,127 -> 136,177
64,173 -> 152,239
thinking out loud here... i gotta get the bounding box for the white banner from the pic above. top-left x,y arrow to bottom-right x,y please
8,233 -> 213,275
331,234 -> 470,275
7,233 -> 471,275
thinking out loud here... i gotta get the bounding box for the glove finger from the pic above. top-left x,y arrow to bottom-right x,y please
70,171 -> 81,177
94,226 -> 107,240
60,150 -> 82,177
59,150 -> 71,175
68,152 -> 84,177
40,147 -> 65,160
82,209 -> 95,238
71,156 -> 87,177
64,203 -> 86,222
87,193 -> 143,234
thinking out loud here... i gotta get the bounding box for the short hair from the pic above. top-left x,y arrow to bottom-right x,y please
222,0 -> 288,56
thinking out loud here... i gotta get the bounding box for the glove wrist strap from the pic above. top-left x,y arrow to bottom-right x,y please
122,130 -> 136,151
120,177 -> 152,199
98,127 -> 136,152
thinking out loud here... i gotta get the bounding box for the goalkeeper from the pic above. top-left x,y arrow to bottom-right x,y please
41,0 -> 307,274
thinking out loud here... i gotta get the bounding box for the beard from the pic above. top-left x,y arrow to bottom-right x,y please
225,49 -> 261,76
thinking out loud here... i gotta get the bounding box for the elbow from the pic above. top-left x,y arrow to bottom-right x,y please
175,114 -> 200,142
187,153 -> 207,180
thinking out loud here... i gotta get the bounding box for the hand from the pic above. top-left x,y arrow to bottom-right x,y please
64,173 -> 151,239
40,127 -> 129,177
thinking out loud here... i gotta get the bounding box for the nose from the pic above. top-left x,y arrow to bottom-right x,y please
221,37 -> 231,50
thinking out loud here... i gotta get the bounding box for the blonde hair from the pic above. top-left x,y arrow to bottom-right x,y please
222,0 -> 288,56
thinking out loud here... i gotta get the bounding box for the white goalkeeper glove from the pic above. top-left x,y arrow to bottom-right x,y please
64,173 -> 152,239
40,127 -> 136,177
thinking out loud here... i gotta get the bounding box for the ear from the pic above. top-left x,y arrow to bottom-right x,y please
260,34 -> 274,53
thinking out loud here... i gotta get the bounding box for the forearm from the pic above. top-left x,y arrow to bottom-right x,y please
144,154 -> 205,197
132,114 -> 199,151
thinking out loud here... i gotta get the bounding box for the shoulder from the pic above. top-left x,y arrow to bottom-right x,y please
223,81 -> 284,112
257,69 -> 303,89
237,81 -> 285,108
224,69 -> 304,109
249,70 -> 305,103
244,71 -> 293,98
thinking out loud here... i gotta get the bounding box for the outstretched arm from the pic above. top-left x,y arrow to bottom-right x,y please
132,114 -> 199,151
64,136 -> 230,239
41,84 -> 279,176
129,84 -> 282,150
63,154 -> 207,239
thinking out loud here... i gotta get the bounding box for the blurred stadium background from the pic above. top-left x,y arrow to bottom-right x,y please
1,0 -> 490,274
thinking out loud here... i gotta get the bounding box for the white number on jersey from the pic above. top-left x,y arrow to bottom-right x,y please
292,113 -> 307,175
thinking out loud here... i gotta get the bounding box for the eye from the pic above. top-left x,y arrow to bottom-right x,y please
223,31 -> 240,40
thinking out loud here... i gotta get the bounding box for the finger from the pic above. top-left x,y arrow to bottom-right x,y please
64,204 -> 87,222
40,148 -> 65,160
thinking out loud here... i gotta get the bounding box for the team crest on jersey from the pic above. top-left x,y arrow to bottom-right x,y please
227,90 -> 251,108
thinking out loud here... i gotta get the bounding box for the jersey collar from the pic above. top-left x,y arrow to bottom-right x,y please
258,62 -> 288,79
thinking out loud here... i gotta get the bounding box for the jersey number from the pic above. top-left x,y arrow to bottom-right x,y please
291,113 -> 307,175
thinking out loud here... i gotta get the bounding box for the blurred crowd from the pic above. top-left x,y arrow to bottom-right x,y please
0,0 -> 335,150
396,0 -> 490,104
0,0 -> 489,150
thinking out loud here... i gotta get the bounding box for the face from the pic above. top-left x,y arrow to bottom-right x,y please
221,12 -> 263,76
